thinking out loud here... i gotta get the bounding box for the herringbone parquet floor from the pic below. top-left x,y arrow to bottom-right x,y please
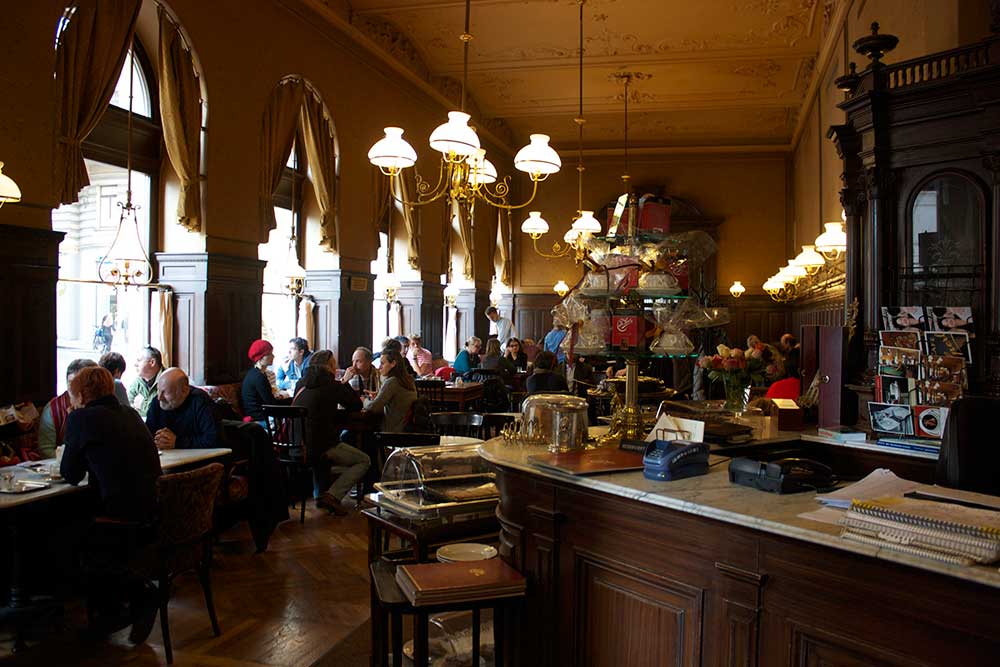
0,504 -> 372,667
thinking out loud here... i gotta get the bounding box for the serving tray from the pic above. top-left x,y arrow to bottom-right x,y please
0,480 -> 51,494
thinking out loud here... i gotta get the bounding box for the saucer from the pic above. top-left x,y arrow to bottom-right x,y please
436,543 -> 498,563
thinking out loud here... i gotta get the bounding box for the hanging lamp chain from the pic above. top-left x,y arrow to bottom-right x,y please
460,0 -> 473,113
575,0 -> 586,215
125,38 -> 134,206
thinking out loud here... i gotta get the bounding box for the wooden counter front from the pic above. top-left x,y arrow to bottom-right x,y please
479,441 -> 1000,667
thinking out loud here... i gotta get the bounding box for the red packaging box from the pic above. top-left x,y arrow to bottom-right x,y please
611,311 -> 643,350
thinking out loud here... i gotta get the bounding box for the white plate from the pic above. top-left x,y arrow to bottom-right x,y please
436,543 -> 498,563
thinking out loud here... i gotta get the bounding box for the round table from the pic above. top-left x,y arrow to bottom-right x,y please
438,435 -> 484,446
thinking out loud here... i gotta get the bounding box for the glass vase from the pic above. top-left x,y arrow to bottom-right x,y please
722,375 -> 749,413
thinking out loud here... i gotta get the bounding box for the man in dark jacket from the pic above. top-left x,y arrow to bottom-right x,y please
61,366 -> 161,643
145,368 -> 220,449
526,350 -> 569,394
292,350 -> 368,515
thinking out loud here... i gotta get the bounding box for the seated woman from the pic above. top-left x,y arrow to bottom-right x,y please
453,336 -> 482,374
363,349 -> 418,433
479,338 -> 516,384
503,337 -> 529,372
242,339 -> 288,425
521,338 -> 540,364
526,350 -> 569,394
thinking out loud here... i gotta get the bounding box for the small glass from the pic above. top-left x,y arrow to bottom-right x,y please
0,470 -> 16,492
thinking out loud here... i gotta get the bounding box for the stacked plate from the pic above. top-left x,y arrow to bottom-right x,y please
435,542 -> 498,563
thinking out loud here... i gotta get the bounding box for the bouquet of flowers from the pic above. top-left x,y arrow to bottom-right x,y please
698,344 -> 782,410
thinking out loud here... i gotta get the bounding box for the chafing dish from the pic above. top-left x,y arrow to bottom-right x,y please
520,393 -> 589,452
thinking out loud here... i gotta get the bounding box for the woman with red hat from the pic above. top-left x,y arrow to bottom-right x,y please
242,339 -> 288,424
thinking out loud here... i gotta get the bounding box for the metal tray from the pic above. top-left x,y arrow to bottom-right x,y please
374,474 -> 498,517
0,480 -> 51,494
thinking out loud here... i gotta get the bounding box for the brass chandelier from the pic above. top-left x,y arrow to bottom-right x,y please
367,0 -> 561,215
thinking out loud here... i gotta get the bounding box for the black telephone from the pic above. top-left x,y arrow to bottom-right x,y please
728,457 -> 836,494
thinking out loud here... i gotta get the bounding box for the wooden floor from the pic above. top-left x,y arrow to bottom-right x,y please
0,503 -> 373,667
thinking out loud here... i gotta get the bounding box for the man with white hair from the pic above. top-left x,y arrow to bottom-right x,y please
145,368 -> 219,449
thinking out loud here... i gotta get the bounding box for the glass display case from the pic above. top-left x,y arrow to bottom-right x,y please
374,443 -> 498,519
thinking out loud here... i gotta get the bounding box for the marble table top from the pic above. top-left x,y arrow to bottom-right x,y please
478,438 -> 1000,590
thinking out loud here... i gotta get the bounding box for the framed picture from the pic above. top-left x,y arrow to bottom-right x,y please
881,306 -> 927,332
913,405 -> 949,439
879,330 -> 920,350
869,402 -> 915,436
878,346 -> 921,378
925,306 -> 974,337
921,331 -> 972,363
917,380 -> 963,407
876,375 -> 917,406
920,355 -> 967,387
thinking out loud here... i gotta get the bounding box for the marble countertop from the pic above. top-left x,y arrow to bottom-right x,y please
478,438 -> 1000,590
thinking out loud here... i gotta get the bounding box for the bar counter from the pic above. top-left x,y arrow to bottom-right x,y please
479,437 -> 1000,666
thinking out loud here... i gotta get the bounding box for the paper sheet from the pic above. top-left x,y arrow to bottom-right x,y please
645,413 -> 704,443
815,468 -> 920,509
797,506 -> 846,525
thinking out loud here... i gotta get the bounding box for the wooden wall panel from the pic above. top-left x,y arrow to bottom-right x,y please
724,295 -> 790,348
0,225 -> 63,404
514,293 -> 559,343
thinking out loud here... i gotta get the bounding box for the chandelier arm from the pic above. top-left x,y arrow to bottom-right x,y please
478,177 -> 540,211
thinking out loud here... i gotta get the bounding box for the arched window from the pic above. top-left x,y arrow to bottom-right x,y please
52,40 -> 162,393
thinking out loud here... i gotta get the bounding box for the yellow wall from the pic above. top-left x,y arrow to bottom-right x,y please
513,152 -> 789,296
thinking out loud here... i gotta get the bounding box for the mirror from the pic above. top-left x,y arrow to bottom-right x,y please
910,174 -> 983,270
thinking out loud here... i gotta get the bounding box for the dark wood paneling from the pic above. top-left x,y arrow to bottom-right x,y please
513,293 -> 559,343
455,287 -> 491,344
0,225 -> 64,405
724,294 -> 790,347
305,270 -> 374,361
398,281 -> 444,353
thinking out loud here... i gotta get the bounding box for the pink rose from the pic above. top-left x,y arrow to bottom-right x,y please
723,358 -> 740,371
750,347 -> 763,359
731,348 -> 745,359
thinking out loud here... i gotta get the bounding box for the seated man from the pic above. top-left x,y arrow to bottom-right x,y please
406,334 -> 434,376
127,346 -> 164,418
376,337 -> 418,377
526,351 -> 569,395
61,366 -> 162,643
145,368 -> 220,449
292,350 -> 367,515
342,346 -> 381,394
276,337 -> 312,391
38,358 -> 98,457
99,351 -> 130,407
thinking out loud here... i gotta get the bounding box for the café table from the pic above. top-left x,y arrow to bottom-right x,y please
442,381 -> 484,410
0,446 -> 232,651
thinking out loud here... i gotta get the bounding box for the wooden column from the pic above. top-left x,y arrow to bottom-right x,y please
456,285 -> 491,344
156,253 -> 264,385
398,280 -> 444,353
0,225 -> 64,405
305,269 -> 374,363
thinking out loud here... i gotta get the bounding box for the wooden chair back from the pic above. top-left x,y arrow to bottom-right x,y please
431,412 -> 485,438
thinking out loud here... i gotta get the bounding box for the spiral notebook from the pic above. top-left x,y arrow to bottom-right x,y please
841,496 -> 1000,564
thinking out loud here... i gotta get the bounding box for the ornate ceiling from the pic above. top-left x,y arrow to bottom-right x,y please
318,0 -> 837,151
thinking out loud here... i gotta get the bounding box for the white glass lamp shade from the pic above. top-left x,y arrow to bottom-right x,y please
383,273 -> 401,290
553,280 -> 570,296
520,211 -> 549,237
815,222 -> 847,257
467,150 -> 498,186
0,162 -> 21,206
782,263 -> 807,280
762,278 -> 782,293
285,242 -> 307,281
429,111 -> 480,158
729,281 -> 746,298
563,227 -> 581,244
514,134 -> 561,178
571,210 -> 602,234
791,244 -> 826,273
368,127 -> 417,172
443,283 -> 460,300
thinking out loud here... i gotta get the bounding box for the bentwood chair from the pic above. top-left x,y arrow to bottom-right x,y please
141,463 -> 225,664
431,412 -> 485,439
482,413 -> 517,439
262,404 -> 311,524
415,379 -> 447,412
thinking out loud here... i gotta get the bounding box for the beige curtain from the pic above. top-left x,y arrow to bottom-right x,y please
497,209 -> 512,286
297,298 -> 315,350
151,288 -> 174,368
444,306 -> 459,363
441,202 -> 453,281
372,167 -> 392,270
453,199 -> 475,280
158,10 -> 202,231
54,0 -> 142,204
259,78 -> 305,242
392,173 -> 420,270
299,91 -> 338,253
389,301 -> 403,339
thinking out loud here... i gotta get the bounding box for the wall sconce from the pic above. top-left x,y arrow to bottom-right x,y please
444,283 -> 460,307
729,281 -> 745,299
0,162 -> 22,208
553,280 -> 570,297
489,284 -> 502,308
383,274 -> 400,302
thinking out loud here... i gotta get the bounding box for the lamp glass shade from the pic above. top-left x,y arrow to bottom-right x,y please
815,222 -> 847,255
514,134 -> 561,176
729,281 -> 746,298
467,149 -> 498,186
383,273 -> 401,290
571,210 -> 602,234
429,111 -> 480,157
563,227 -> 581,244
791,244 -> 826,270
0,162 -> 22,204
782,263 -> 807,279
443,283 -> 460,299
553,280 -> 570,296
367,127 -> 417,170
284,240 -> 306,281
520,211 -> 549,235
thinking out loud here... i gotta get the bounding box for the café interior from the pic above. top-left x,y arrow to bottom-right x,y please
2,0 -> 1000,665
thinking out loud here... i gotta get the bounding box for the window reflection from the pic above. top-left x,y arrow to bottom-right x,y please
911,175 -> 981,270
